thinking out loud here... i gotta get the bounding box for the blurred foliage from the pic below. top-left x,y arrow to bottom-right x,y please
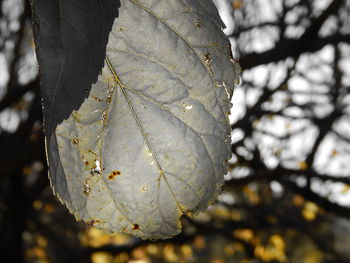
1,0 -> 350,262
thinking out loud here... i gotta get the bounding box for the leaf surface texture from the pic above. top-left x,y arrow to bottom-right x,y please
40,0 -> 237,239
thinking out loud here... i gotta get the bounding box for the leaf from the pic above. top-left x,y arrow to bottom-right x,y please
32,0 -> 120,212
37,0 -> 238,239
32,0 -> 120,128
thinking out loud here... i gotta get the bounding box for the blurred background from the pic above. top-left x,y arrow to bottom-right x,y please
1,0 -> 350,262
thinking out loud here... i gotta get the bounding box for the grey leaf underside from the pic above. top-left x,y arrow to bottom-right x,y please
50,0 -> 238,239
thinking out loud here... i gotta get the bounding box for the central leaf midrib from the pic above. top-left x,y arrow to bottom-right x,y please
105,57 -> 183,214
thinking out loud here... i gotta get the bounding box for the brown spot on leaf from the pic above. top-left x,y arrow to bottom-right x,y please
87,219 -> 100,226
92,95 -> 103,102
88,149 -> 97,156
71,138 -> 79,144
203,53 -> 211,64
101,111 -> 108,124
196,19 -> 202,28
83,181 -> 91,195
106,91 -> 113,103
181,209 -> 193,217
132,224 -> 139,230
108,170 -> 121,180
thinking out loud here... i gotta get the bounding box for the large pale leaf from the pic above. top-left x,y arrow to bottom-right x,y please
41,0 -> 238,239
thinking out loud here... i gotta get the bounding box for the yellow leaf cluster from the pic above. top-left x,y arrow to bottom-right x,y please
80,227 -> 130,248
254,235 -> 287,262
25,235 -> 49,263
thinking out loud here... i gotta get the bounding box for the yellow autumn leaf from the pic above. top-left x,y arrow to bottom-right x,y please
253,119 -> 261,127
163,244 -> 178,262
303,250 -> 323,263
268,235 -> 287,261
194,235 -> 206,249
91,252 -> 114,263
269,235 -> 285,251
115,252 -> 129,263
146,244 -> 159,256
132,247 -> 148,260
232,0 -> 243,9
234,229 -> 254,242
43,203 -> 54,213
298,161 -> 308,170
180,244 -> 193,257
302,202 -> 319,221
293,195 -> 304,206
341,184 -> 350,194
255,245 -> 271,261
243,186 -> 260,204
33,200 -> 43,210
